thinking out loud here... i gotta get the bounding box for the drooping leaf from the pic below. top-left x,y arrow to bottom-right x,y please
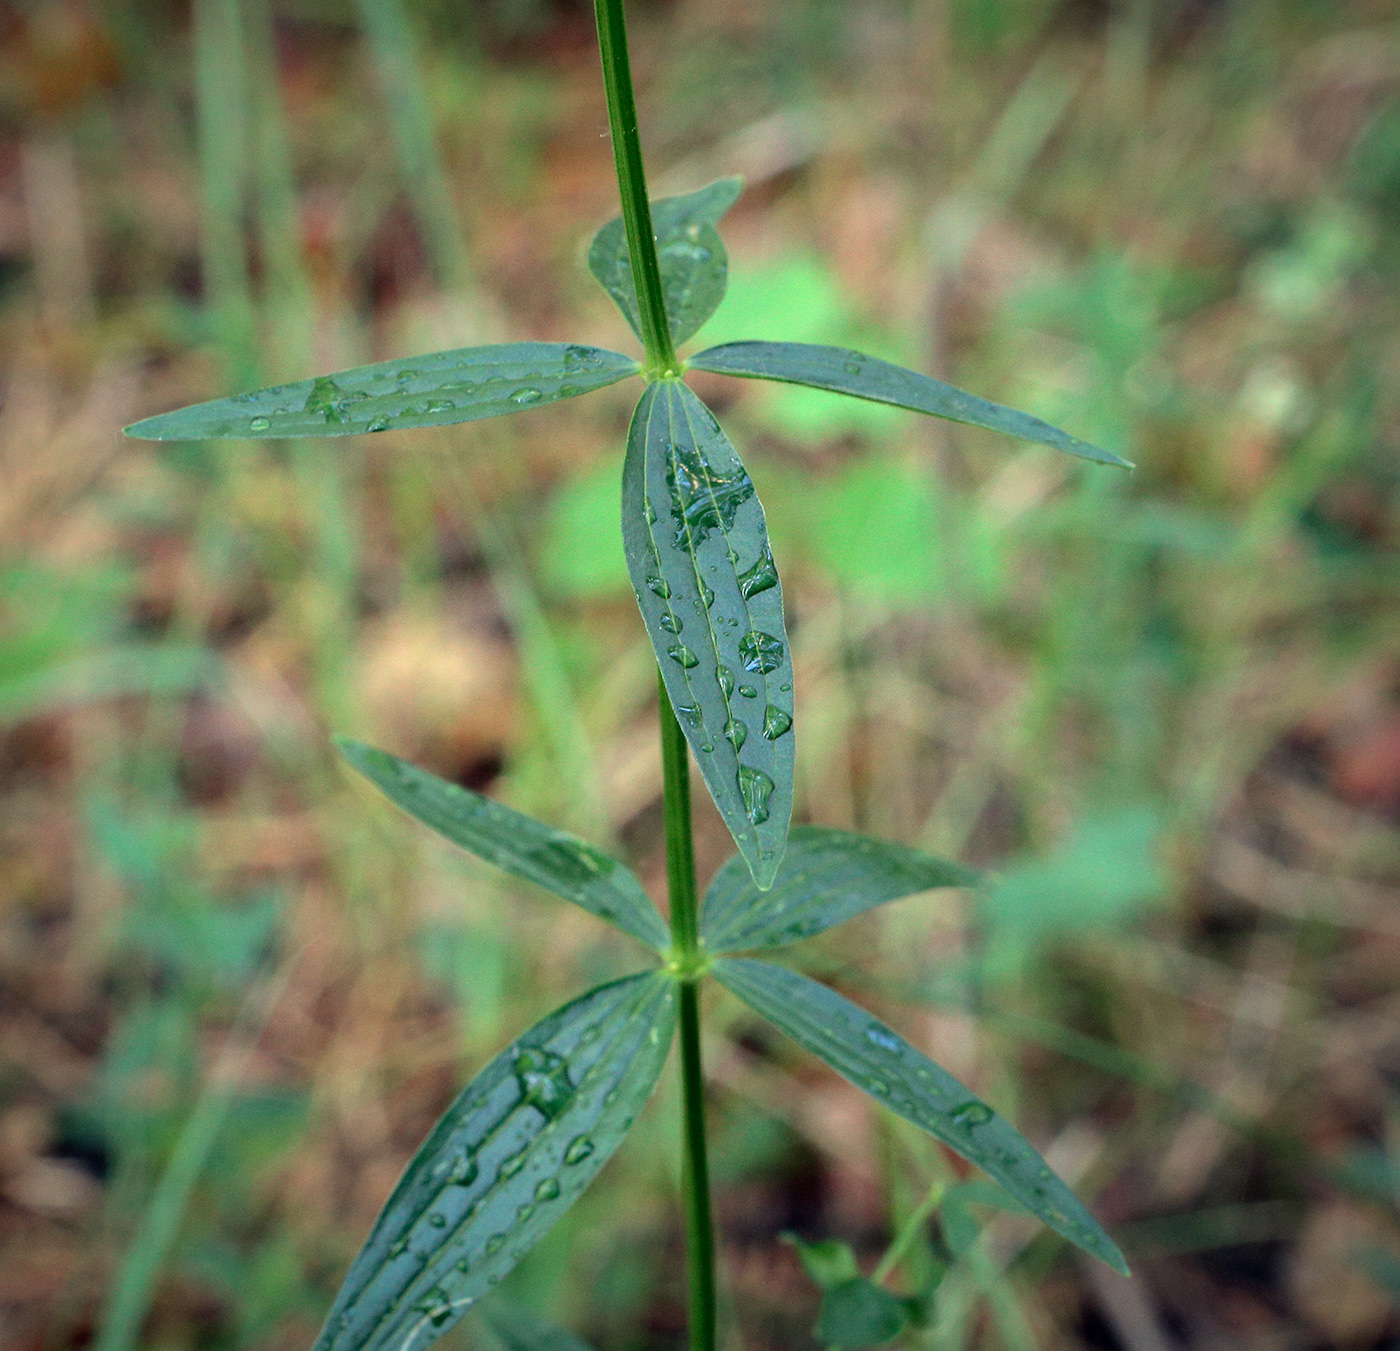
714,958 -> 1128,1275
622,379 -> 793,888
782,1233 -> 860,1289
314,972 -> 676,1351
124,343 -> 639,441
338,739 -> 669,952
816,1279 -> 914,1349
589,178 -> 743,348
687,341 -> 1132,468
480,1302 -> 598,1351
701,826 -> 976,953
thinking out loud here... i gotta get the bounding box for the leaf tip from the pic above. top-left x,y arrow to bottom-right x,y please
123,415 -> 166,441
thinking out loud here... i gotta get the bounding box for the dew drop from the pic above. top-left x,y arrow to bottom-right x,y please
417,1289 -> 454,1328
951,1100 -> 994,1128
667,644 -> 699,669
699,741 -> 714,753
723,719 -> 748,752
865,1025 -> 900,1052
564,1135 -> 595,1165
498,1151 -> 526,1180
389,1238 -> 409,1258
426,398 -> 455,413
516,1202 -> 535,1222
534,1177 -> 561,1202
868,1079 -> 890,1096
718,666 -> 734,698
762,706 -> 792,740
429,1212 -> 447,1228
844,358 -> 863,376
644,499 -> 658,525
645,575 -> 671,600
737,765 -> 776,825
659,613 -> 682,634
738,631 -> 785,674
366,417 -> 390,433
455,1257 -> 471,1274
738,684 -> 758,699
737,546 -> 779,599
513,1045 -> 575,1121
675,702 -> 703,727
448,1151 -> 479,1186
249,416 -> 271,432
510,387 -> 543,406
485,1234 -> 507,1256
699,581 -> 715,608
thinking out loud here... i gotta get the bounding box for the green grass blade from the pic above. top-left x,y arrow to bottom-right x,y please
124,343 -> 640,441
338,739 -> 669,952
622,379 -> 793,889
589,178 -> 743,349
701,826 -> 977,953
313,972 -> 677,1351
713,958 -> 1128,1275
687,341 -> 1132,468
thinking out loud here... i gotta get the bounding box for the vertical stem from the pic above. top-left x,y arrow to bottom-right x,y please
594,0 -> 709,1340
592,0 -> 679,375
658,674 -> 716,1351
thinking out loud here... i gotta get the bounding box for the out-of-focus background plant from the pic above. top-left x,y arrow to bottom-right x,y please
2,0 -> 1400,1348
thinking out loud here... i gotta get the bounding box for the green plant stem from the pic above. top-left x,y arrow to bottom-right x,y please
658,674 -> 716,1351
595,0 -> 710,1339
591,0 -> 679,376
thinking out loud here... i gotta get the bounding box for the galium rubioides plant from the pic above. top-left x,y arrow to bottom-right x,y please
127,2 -> 1132,1347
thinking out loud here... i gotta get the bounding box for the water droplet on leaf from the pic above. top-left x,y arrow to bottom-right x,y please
510,387 -> 542,406
513,1045 -> 574,1120
667,644 -> 699,669
737,765 -> 775,825
951,1100 -> 993,1128
723,719 -> 747,751
762,706 -> 792,739
738,631 -> 784,674
564,1135 -> 595,1165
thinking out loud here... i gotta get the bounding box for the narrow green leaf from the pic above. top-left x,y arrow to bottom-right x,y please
314,972 -> 676,1351
701,826 -> 976,953
124,343 -> 639,441
623,379 -> 793,888
687,341 -> 1132,468
816,1279 -> 912,1349
714,958 -> 1128,1275
338,739 -> 669,952
589,178 -> 743,349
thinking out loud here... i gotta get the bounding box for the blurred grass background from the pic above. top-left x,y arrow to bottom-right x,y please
2,0 -> 1400,1348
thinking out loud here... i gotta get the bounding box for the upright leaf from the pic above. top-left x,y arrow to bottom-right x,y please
589,178 -> 743,349
714,958 -> 1128,1275
314,972 -> 677,1351
701,826 -> 976,953
688,342 -> 1132,468
339,739 -> 669,952
623,379 -> 793,888
125,343 -> 639,441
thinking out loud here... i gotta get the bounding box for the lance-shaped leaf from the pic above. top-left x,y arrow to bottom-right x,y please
315,971 -> 676,1351
589,178 -> 743,349
338,739 -> 669,952
687,342 -> 1132,468
623,379 -> 793,889
124,342 -> 639,441
714,958 -> 1128,1275
701,826 -> 977,953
